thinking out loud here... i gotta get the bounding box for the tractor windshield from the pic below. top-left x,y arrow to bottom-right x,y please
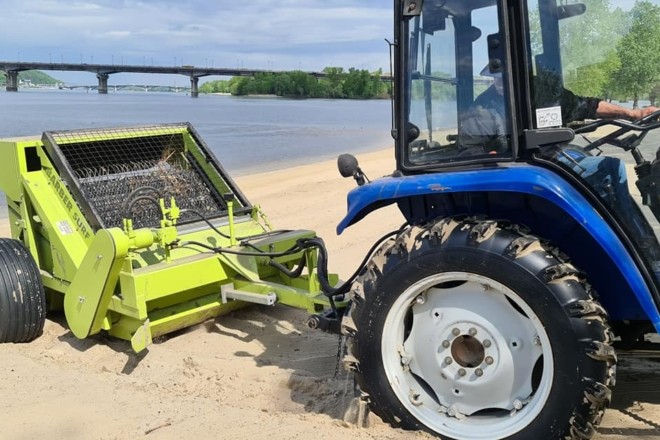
402,0 -> 514,169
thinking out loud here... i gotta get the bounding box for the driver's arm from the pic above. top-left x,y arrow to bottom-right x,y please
560,88 -> 659,123
595,100 -> 660,121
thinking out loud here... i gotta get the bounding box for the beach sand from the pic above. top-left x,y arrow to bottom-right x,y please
0,149 -> 659,439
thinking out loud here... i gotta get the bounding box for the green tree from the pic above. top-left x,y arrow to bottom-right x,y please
650,82 -> 660,106
321,66 -> 345,98
613,1 -> 660,108
529,0 -> 629,98
197,66 -> 390,99
229,77 -> 252,95
343,68 -> 377,98
558,0 -> 629,76
566,49 -> 621,98
280,71 -> 319,97
199,79 -> 231,94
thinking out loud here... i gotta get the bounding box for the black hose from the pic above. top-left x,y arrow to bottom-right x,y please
179,240 -> 303,258
329,226 -> 404,295
180,214 -> 408,301
127,186 -> 163,201
123,195 -> 161,219
182,208 -> 231,239
268,254 -> 307,278
122,187 -> 163,219
182,208 -> 293,242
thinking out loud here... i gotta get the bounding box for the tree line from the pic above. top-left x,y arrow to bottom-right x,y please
199,67 -> 391,99
559,0 -> 660,108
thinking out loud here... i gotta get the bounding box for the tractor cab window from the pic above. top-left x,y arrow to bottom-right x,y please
526,0 -> 620,128
404,0 -> 513,169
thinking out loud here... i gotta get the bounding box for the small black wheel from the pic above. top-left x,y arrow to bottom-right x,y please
343,217 -> 615,440
0,238 -> 46,343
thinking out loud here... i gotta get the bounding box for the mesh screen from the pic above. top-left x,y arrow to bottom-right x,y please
47,126 -> 227,229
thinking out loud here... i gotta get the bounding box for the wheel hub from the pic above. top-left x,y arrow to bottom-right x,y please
396,279 -> 546,418
451,334 -> 485,368
436,322 -> 497,383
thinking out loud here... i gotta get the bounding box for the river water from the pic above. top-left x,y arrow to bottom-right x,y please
0,89 -> 393,174
0,89 -> 393,218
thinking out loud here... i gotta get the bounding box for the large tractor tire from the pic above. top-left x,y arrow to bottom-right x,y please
343,217 -> 615,440
0,238 -> 46,343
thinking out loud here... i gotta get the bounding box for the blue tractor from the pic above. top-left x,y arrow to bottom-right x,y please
336,0 -> 660,438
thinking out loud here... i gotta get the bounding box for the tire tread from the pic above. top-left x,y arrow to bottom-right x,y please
0,238 -> 46,343
343,217 -> 614,439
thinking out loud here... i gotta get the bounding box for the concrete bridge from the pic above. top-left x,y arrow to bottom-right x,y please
59,84 -> 192,93
1,61 -> 392,97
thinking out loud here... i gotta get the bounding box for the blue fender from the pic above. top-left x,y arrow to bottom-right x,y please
337,164 -> 660,332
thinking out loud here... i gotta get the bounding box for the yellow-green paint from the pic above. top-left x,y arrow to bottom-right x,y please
0,126 -> 340,352
64,228 -> 130,338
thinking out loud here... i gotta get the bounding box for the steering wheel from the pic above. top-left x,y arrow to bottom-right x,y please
634,108 -> 660,125
583,108 -> 660,152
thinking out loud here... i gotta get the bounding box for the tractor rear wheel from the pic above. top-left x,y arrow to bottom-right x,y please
0,238 -> 46,343
343,218 -> 615,439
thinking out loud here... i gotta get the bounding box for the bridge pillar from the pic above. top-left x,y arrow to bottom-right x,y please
97,73 -> 109,94
190,76 -> 199,98
5,71 -> 19,92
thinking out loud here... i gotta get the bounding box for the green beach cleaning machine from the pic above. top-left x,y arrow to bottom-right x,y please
0,123 -> 344,352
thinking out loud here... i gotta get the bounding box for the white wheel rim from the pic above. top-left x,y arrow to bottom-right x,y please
381,272 -> 554,439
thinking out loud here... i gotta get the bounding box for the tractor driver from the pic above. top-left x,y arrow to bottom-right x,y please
460,65 -> 659,151
461,64 -> 659,233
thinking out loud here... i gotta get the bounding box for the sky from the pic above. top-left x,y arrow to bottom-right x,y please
0,0 -> 392,86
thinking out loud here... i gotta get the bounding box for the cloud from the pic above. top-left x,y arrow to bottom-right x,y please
0,0 -> 392,77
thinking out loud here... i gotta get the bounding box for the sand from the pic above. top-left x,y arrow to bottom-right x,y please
0,149 -> 659,439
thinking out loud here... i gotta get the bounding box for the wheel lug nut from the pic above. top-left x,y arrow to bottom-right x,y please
468,327 -> 477,336
475,368 -> 484,377
452,328 -> 460,336
442,340 -> 451,349
485,356 -> 494,365
483,339 -> 491,348
444,357 -> 453,365
415,295 -> 426,305
458,368 -> 466,377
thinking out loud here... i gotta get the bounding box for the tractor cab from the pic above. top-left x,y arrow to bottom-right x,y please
397,0 -> 637,166
397,0 -> 619,168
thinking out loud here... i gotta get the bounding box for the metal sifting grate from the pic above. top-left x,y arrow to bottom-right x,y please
44,125 -> 228,230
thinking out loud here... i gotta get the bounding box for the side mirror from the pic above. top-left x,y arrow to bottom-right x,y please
338,154 -> 368,186
558,3 -> 586,20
